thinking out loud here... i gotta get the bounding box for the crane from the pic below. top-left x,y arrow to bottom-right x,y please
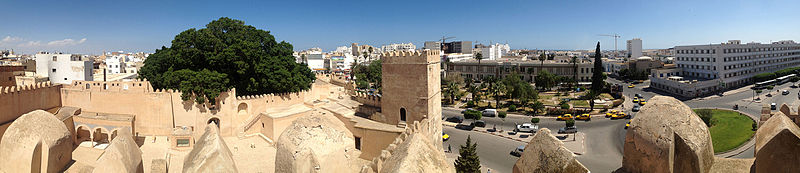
438,36 -> 456,52
598,34 -> 621,57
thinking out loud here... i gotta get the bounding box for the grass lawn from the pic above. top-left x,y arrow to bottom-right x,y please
570,100 -> 590,107
693,109 -> 755,153
599,93 -> 613,100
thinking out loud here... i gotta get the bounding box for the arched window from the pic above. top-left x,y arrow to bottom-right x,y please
400,108 -> 407,122
208,118 -> 220,128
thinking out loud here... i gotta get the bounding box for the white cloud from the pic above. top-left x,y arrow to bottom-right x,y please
18,41 -> 41,47
47,38 -> 87,46
0,36 -> 23,44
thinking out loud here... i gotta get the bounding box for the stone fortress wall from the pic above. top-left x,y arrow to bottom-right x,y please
0,81 -> 62,141
60,78 -> 330,140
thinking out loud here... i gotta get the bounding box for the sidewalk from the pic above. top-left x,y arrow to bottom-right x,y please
692,84 -> 755,101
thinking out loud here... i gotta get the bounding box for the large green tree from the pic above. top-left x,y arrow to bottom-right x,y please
139,17 -> 315,104
454,135 -> 481,173
591,42 -> 606,93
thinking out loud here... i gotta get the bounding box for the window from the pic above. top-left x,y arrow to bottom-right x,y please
52,56 -> 57,61
52,69 -> 56,72
355,137 -> 362,150
177,138 -> 191,147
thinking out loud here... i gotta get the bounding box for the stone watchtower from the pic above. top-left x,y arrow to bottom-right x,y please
381,50 -> 443,148
381,50 -> 442,125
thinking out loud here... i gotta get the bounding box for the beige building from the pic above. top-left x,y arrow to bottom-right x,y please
447,59 -> 593,82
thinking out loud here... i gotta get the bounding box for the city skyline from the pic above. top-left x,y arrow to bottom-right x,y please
1,0 -> 799,54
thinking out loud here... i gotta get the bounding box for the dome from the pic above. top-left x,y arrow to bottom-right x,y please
636,56 -> 653,60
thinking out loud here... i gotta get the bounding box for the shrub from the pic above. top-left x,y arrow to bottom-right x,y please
463,110 -> 482,121
508,105 -> 517,112
695,109 -> 714,127
466,100 -> 475,107
498,111 -> 507,119
752,121 -> 758,131
565,119 -> 575,127
531,118 -> 540,124
560,103 -> 570,109
766,85 -> 774,90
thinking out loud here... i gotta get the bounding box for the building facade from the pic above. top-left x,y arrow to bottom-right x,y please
444,41 -> 472,54
627,38 -> 643,58
446,60 -> 593,82
423,41 -> 441,50
381,43 -> 416,52
650,40 -> 800,97
34,53 -> 93,84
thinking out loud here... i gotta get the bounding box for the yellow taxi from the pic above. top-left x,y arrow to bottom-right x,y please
625,120 -> 631,129
443,133 -> 450,141
606,110 -> 618,118
558,114 -> 573,121
628,84 -> 635,88
632,98 -> 639,103
639,100 -> 647,105
612,112 -> 628,119
576,114 -> 591,121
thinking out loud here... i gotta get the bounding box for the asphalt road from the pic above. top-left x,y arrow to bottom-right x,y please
442,78 -> 792,172
443,109 -> 628,172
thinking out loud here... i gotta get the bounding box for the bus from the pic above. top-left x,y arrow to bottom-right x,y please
753,79 -> 776,90
777,74 -> 796,84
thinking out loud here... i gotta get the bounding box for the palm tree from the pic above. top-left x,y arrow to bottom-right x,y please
475,52 -> 483,64
490,80 -> 506,109
445,82 -> 459,104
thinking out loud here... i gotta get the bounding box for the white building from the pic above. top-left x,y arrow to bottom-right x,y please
650,40 -> 800,97
306,52 -> 326,71
479,44 -> 502,61
381,43 -> 416,52
627,38 -> 643,58
105,56 -> 122,74
35,52 -> 93,84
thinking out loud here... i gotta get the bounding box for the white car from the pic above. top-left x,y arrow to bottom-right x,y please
515,123 -> 538,133
482,109 -> 498,117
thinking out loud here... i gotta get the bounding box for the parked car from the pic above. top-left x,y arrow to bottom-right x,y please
628,84 -> 635,88
632,98 -> 639,103
461,108 -> 475,114
632,105 -> 640,112
576,114 -> 591,121
634,93 -> 642,98
625,120 -> 631,129
612,112 -> 628,119
639,100 -> 647,106
482,109 -> 498,117
767,93 -> 773,97
446,116 -> 464,123
515,123 -> 539,133
557,114 -> 573,121
471,120 -> 486,127
510,145 -> 525,157
783,90 -> 790,95
771,103 -> 777,110
606,110 -> 618,118
558,126 -> 578,134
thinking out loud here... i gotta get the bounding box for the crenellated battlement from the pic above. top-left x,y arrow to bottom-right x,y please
362,117 -> 440,173
0,81 -> 56,94
351,92 -> 381,107
67,79 -> 153,92
234,89 -> 310,101
381,50 -> 440,64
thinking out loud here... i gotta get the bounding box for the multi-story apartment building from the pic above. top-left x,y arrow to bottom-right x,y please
446,59 -> 593,83
34,52 -> 93,84
381,43 -> 416,52
423,41 -> 441,50
627,38 -> 643,58
650,40 -> 800,97
444,41 -> 472,54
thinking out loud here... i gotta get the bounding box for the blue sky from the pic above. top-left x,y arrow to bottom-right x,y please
1,0 -> 798,54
